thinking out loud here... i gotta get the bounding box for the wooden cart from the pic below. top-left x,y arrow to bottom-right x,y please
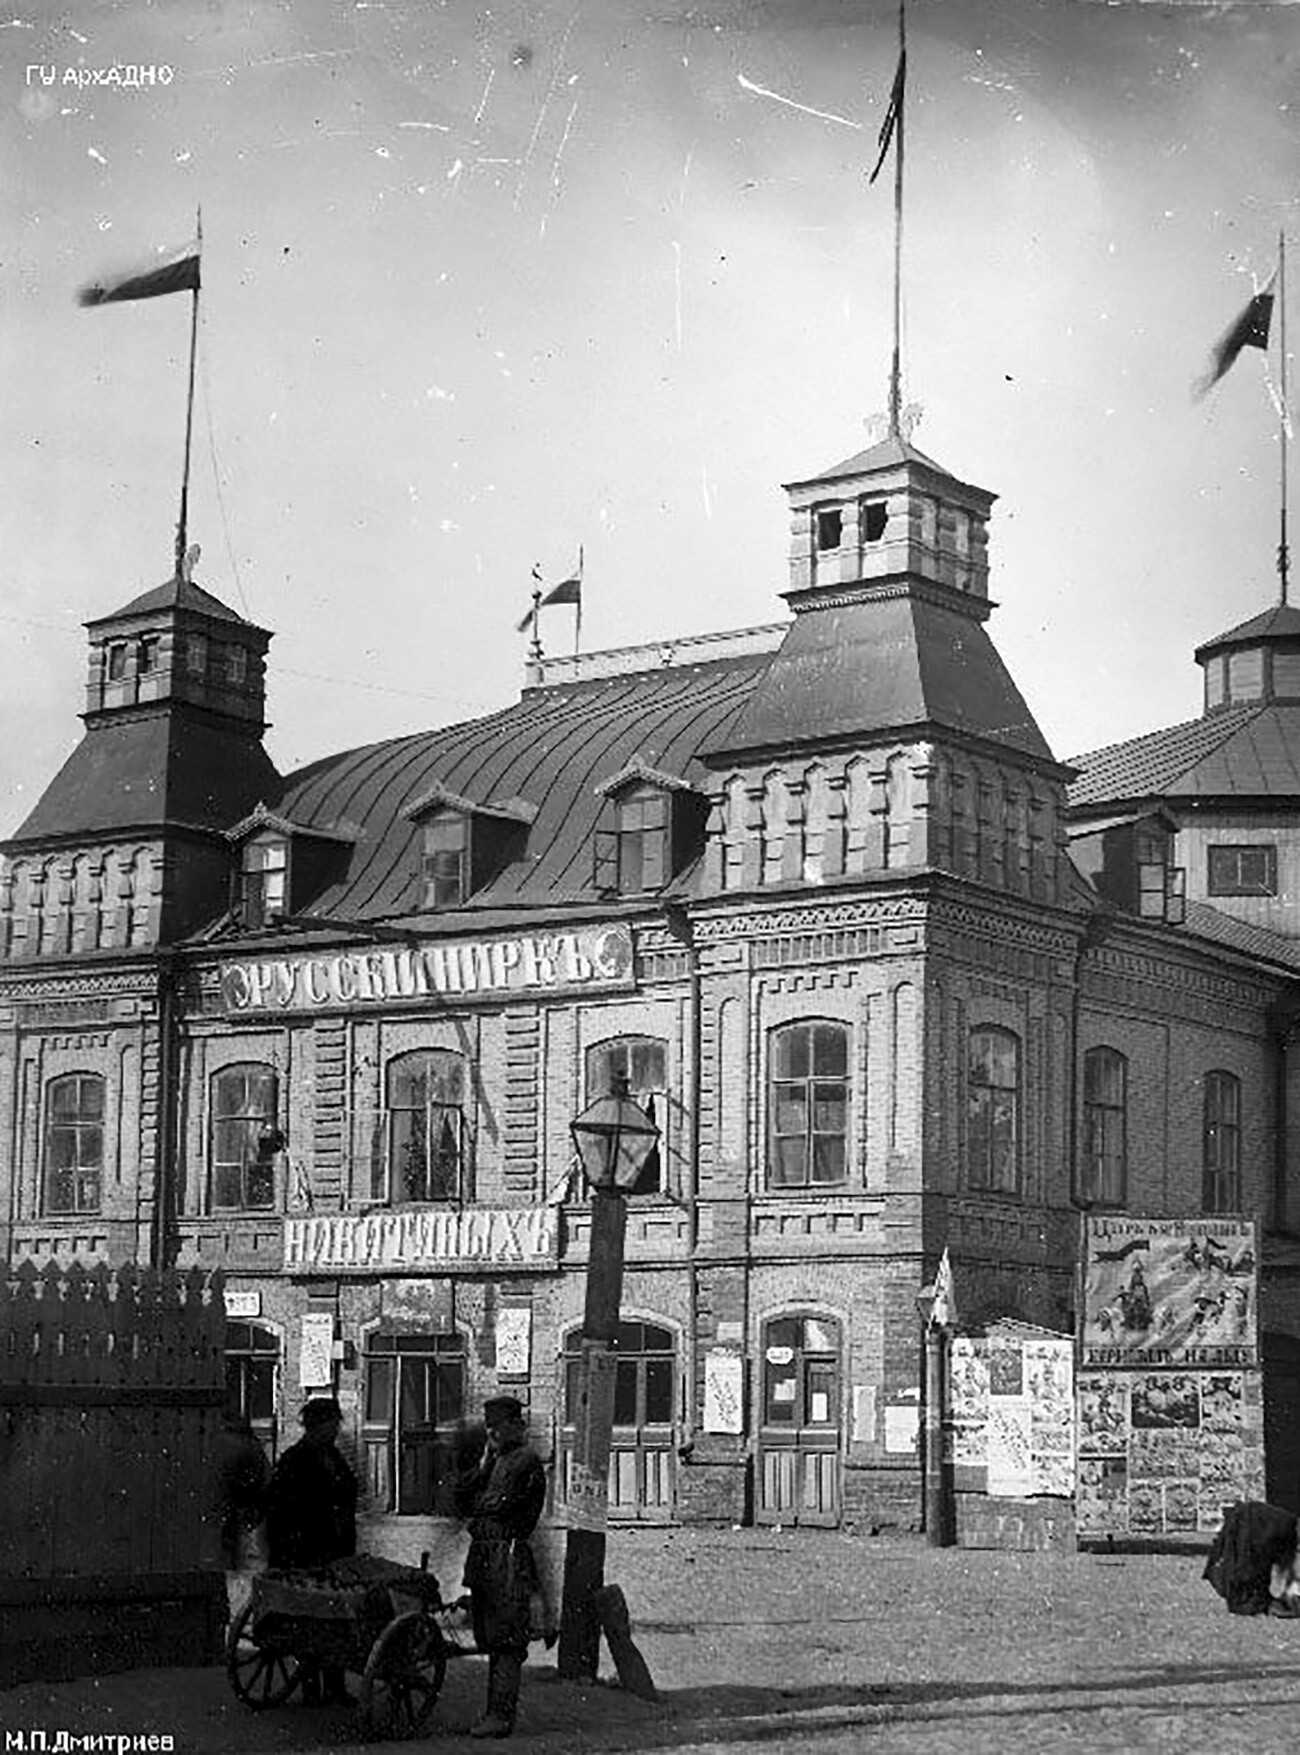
225,1554 -> 469,1739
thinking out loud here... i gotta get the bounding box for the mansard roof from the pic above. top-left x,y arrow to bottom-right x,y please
8,714 -> 282,845
1068,704 -> 1300,808
272,653 -> 770,921
715,586 -> 1060,768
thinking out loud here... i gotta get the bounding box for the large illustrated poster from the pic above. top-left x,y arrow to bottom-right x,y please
1076,1368 -> 1266,1536
1078,1217 -> 1265,1537
1082,1216 -> 1257,1368
946,1332 -> 1074,1499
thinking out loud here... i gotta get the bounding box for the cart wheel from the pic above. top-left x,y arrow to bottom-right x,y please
226,1600 -> 303,1710
360,1610 -> 447,1740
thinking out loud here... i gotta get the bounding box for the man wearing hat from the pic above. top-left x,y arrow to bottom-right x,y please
263,1396 -> 358,1705
460,1395 -> 547,1738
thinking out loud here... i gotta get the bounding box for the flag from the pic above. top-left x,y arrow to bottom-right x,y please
1193,269 -> 1276,400
77,237 -> 200,307
930,1247 -> 958,1329
868,36 -> 906,184
540,574 -> 581,609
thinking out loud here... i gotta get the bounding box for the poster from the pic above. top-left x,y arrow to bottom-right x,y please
299,1311 -> 334,1388
495,1304 -> 532,1378
1082,1217 -> 1257,1367
986,1398 -> 1034,1498
885,1404 -> 918,1454
703,1348 -> 743,1435
946,1333 -> 1072,1496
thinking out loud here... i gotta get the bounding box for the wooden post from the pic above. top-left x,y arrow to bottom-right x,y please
923,1321 -> 954,1547
557,1186 -> 627,1680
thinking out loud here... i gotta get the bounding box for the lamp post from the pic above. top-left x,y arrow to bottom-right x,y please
916,1248 -> 957,1548
557,1080 -> 660,1682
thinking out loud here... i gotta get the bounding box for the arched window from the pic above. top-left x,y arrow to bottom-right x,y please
1082,1047 -> 1127,1208
1203,1070 -> 1242,1213
585,1037 -> 667,1195
969,1026 -> 1020,1193
768,1021 -> 849,1189
211,1063 -> 279,1210
44,1073 -> 105,1214
385,1049 -> 467,1203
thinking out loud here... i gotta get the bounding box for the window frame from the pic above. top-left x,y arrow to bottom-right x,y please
585,1036 -> 669,1197
382,1048 -> 468,1204
210,1062 -> 280,1212
766,1020 -> 850,1192
43,1072 -> 106,1215
238,833 -> 289,929
1081,1046 -> 1127,1208
1203,1069 -> 1242,1214
421,810 -> 471,909
1207,844 -> 1278,898
968,1025 -> 1021,1195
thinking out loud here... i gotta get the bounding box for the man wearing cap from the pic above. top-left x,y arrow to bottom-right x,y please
263,1396 -> 358,1705
460,1395 -> 547,1738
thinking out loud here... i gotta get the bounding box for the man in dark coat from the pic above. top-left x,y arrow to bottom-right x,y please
460,1395 -> 547,1739
263,1396 -> 358,1703
1204,1500 -> 1300,1616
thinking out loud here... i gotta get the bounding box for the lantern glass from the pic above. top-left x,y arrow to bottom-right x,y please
570,1091 -> 660,1192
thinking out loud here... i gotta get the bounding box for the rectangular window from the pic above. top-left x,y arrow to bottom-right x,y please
241,839 -> 288,927
107,643 -> 128,682
1227,648 -> 1264,701
225,644 -> 248,685
767,1022 -> 849,1190
969,1027 -> 1020,1194
861,501 -> 888,542
1203,1071 -> 1242,1213
385,1050 -> 466,1202
1081,1048 -> 1127,1208
616,789 -> 668,893
211,1064 -> 279,1210
815,507 -> 843,550
1208,844 -> 1277,897
44,1074 -> 105,1214
186,634 -> 208,677
586,1037 -> 667,1195
137,635 -> 160,676
422,815 -> 470,908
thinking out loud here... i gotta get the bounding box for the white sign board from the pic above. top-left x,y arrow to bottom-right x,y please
702,1349 -> 743,1435
299,1312 -> 335,1389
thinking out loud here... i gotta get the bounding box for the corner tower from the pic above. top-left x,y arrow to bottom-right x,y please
1,573 -> 281,957
702,435 -> 1073,900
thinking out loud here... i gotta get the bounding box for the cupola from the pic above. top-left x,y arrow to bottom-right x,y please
1195,603 -> 1300,715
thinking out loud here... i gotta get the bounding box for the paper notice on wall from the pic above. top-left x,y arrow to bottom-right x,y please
852,1386 -> 877,1443
986,1397 -> 1034,1497
703,1349 -> 744,1434
299,1312 -> 335,1389
496,1304 -> 532,1378
884,1404 -> 919,1454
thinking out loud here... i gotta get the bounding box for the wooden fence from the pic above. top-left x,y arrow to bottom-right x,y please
0,1260 -> 229,1682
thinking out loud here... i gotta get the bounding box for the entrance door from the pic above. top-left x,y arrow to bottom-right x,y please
1263,1331 -> 1300,1515
757,1314 -> 841,1527
363,1331 -> 466,1514
224,1321 -> 281,1462
561,1321 -> 677,1521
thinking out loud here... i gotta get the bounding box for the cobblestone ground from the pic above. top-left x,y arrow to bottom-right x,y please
5,1527 -> 1300,1753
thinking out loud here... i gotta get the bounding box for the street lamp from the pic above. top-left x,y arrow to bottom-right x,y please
557,1080 -> 660,1681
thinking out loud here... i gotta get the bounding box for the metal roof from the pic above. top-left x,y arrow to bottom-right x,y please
1063,705 -> 1300,807
277,654 -> 769,920
86,575 -> 260,630
1183,900 -> 1300,973
1194,601 -> 1300,660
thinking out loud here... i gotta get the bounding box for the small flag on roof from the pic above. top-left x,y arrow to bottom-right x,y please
868,8 -> 906,185
1193,267 -> 1276,400
77,236 -> 201,307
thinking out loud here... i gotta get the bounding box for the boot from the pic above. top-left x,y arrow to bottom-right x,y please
470,1652 -> 521,1738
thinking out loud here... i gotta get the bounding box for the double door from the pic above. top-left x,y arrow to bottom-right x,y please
756,1314 -> 842,1527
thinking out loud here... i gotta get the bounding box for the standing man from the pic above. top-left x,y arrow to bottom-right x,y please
461,1395 -> 547,1739
263,1396 -> 358,1705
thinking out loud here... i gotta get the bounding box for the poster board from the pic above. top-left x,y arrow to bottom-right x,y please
1077,1217 -> 1266,1537
946,1331 -> 1074,1499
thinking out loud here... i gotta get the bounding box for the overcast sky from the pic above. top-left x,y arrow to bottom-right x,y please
4,0 -> 1299,835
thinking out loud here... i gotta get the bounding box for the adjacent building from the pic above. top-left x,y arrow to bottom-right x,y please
4,432 -> 1299,1530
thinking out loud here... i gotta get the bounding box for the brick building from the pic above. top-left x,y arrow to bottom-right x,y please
3,432 -> 1299,1530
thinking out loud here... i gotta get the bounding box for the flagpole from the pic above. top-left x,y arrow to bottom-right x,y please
529,569 -> 543,664
888,0 -> 906,437
574,545 -> 584,655
175,207 -> 202,579
1280,227 -> 1289,605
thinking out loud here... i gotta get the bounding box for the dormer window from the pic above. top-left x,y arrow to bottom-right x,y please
406,785 -> 535,912
815,507 -> 843,551
593,761 -> 707,898
239,835 -> 288,928
422,811 -> 470,908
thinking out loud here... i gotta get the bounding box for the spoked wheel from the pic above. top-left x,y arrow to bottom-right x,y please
226,1600 -> 303,1710
360,1610 -> 447,1740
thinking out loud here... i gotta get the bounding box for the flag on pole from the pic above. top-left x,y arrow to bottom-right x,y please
1193,268 -> 1277,400
930,1247 -> 958,1330
868,26 -> 906,184
540,574 -> 581,609
77,237 -> 200,307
